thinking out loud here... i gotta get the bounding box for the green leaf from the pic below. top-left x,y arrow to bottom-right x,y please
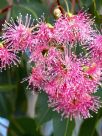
93,130 -> 99,136
14,56 -> 28,114
0,0 -> 7,9
11,1 -> 49,19
8,117 -> 42,136
78,118 -> 96,136
0,57 -> 28,117
13,0 -> 42,4
0,92 -> 15,117
16,4 -> 38,18
35,92 -> 56,125
80,0 -> 93,7
0,84 -> 17,92
78,109 -> 102,136
53,115 -> 75,136
95,87 -> 102,99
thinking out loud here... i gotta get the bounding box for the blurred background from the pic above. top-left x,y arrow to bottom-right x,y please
0,0 -> 102,136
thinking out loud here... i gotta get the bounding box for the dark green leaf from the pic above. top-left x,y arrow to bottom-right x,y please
35,92 -> 56,125
0,0 -> 7,9
93,130 -> 99,136
78,109 -> 102,136
8,117 -> 42,136
95,87 -> 102,99
0,84 -> 17,92
11,1 -> 49,19
53,115 -> 75,136
0,92 -> 15,118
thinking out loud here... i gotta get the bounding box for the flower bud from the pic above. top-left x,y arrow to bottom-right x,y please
53,7 -> 62,19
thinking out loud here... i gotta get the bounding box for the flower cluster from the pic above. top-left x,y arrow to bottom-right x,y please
1,11 -> 102,119
2,14 -> 33,52
91,35 -> 102,66
0,42 -> 19,71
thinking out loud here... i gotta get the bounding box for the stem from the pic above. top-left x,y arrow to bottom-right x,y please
93,0 -> 96,10
71,0 -> 75,14
68,44 -> 71,57
64,44 -> 71,65
77,0 -> 82,9
56,0 -> 60,5
64,0 -> 70,13
64,118 -> 69,136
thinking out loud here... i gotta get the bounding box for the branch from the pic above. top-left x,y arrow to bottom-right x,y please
71,0 -> 75,13
56,0 -> 60,5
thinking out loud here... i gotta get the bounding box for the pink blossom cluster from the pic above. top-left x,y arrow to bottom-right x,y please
1,12 -> 102,119
0,43 -> 19,71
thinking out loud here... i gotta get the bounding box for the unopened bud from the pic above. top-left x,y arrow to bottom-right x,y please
53,7 -> 62,19
67,12 -> 73,17
0,42 -> 4,48
46,23 -> 54,28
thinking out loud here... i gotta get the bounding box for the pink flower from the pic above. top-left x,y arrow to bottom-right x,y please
82,61 -> 101,93
29,35 -> 101,118
54,11 -> 96,45
44,56 -> 101,95
29,45 -> 101,119
28,44 -> 64,90
29,44 -> 48,63
91,35 -> 102,66
42,53 -> 101,119
34,23 -> 53,43
48,92 -> 101,119
2,14 -> 33,52
27,23 -> 101,119
11,12 -> 100,119
28,66 -> 46,91
0,45 -> 19,70
31,22 -> 53,51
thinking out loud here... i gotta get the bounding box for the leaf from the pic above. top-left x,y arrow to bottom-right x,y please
93,130 -> 99,136
11,1 -> 49,19
35,92 -> 56,125
14,56 -> 28,114
0,0 -> 8,9
8,117 -> 42,136
0,84 -> 17,92
53,115 -> 75,136
0,92 -> 15,118
17,4 -> 38,18
0,57 -> 28,117
78,109 -> 102,136
80,0 -> 93,7
13,0 -> 42,4
0,5 -> 13,14
95,87 -> 102,99
78,118 -> 96,136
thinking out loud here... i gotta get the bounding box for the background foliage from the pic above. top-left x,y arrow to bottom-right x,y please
0,0 -> 102,136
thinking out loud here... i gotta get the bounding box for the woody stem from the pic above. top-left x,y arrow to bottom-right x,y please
71,0 -> 75,13
56,0 -> 60,5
